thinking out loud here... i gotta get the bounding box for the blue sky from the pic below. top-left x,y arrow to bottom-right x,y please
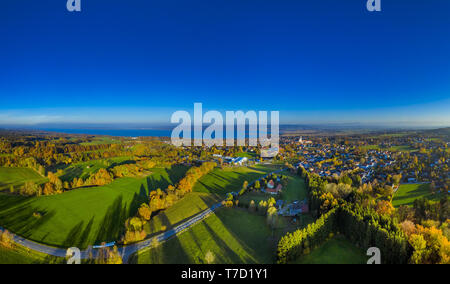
1,0 -> 450,127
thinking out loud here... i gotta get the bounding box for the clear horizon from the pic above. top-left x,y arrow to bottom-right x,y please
1,1 -> 450,126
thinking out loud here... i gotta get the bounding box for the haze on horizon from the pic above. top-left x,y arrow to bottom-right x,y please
1,1 -> 450,128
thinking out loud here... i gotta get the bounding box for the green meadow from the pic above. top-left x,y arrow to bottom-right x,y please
238,192 -> 271,208
0,167 -> 48,192
134,173 -> 313,264
293,235 -> 367,264
281,173 -> 308,202
0,164 -> 279,250
144,164 -> 285,237
193,164 -> 282,198
48,156 -> 133,182
393,183 -> 442,207
238,172 -> 308,206
0,166 -> 187,248
144,192 -> 219,237
133,208 -> 275,264
80,137 -> 120,146
235,152 -> 258,158
361,145 -> 417,152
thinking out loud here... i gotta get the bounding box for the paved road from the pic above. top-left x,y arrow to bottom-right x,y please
117,202 -> 223,262
0,202 -> 223,263
0,166 -> 287,263
0,226 -> 69,258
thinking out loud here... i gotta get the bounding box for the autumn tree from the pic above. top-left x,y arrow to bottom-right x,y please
267,206 -> 278,228
0,230 -> 13,249
254,180 -> 261,191
409,225 -> 450,264
375,200 -> 395,216
95,245 -> 123,264
249,200 -> 256,212
20,181 -> 41,196
258,200 -> 268,215
205,250 -> 215,264
138,203 -> 152,221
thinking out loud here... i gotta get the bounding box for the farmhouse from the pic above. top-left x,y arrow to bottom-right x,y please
265,182 -> 282,195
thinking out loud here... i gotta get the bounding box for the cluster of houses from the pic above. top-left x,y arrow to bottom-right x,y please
296,145 -> 397,184
277,200 -> 309,217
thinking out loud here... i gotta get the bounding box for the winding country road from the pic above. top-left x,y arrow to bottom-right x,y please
0,166 -> 287,263
0,202 -> 223,263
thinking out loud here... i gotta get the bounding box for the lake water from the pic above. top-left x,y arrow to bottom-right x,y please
39,128 -> 173,137
39,127 -> 273,138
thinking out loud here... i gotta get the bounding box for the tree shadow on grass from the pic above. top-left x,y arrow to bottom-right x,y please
128,184 -> 149,217
107,160 -> 136,170
201,220 -> 245,264
62,221 -> 85,248
131,211 -> 191,264
157,213 -> 190,264
197,180 -> 229,196
0,182 -> 9,191
394,184 -> 439,206
60,166 -> 83,182
166,165 -> 189,184
0,196 -> 57,240
199,194 -> 221,207
146,174 -> 170,192
77,217 -> 95,249
213,209 -> 274,264
95,195 -> 128,245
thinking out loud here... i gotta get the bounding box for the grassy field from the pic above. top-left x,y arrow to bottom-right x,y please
133,208 -> 276,264
238,172 -> 308,207
361,145 -> 417,152
293,235 -> 367,264
393,183 -> 442,207
238,192 -> 272,208
235,152 -> 258,158
144,164 -> 283,237
0,165 -> 187,248
55,157 -> 133,181
193,164 -> 282,198
379,133 -> 409,138
281,173 -> 308,202
144,192 -> 220,236
0,167 -> 48,192
388,145 -> 417,152
133,172 -> 313,264
80,137 -> 120,146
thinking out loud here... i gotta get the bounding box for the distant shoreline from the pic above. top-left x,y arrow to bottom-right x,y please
37,128 -> 173,137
